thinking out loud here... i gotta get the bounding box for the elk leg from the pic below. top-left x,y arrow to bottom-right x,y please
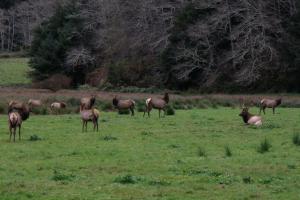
263,107 -> 266,115
163,108 -> 166,117
13,128 -> 16,142
19,125 -> 21,140
9,127 -> 12,141
85,121 -> 88,132
82,120 -> 84,132
130,107 -> 134,116
96,120 -> 99,132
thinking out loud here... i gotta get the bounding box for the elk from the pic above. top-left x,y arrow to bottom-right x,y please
80,95 -> 96,111
28,99 -> 42,110
80,108 -> 100,132
112,96 -> 135,116
8,100 -> 30,121
239,107 -> 262,126
259,98 -> 282,114
8,111 -> 22,142
50,102 -> 66,114
143,93 -> 169,118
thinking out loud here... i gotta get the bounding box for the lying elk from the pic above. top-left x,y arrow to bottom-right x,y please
8,111 -> 22,142
144,93 -> 169,118
260,98 -> 282,114
8,100 -> 30,121
81,108 -> 100,132
112,96 -> 135,116
239,107 -> 262,126
50,102 -> 66,114
28,99 -> 42,110
80,95 -> 96,111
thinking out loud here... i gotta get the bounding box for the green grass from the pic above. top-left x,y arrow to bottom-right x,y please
0,108 -> 300,199
0,58 -> 31,86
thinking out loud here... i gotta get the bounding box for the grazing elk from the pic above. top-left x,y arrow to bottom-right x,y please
8,111 -> 22,142
28,99 -> 42,110
8,100 -> 30,121
112,96 -> 135,116
143,93 -> 169,118
239,107 -> 262,126
259,98 -> 282,114
50,102 -> 66,114
80,108 -> 100,132
80,95 -> 96,111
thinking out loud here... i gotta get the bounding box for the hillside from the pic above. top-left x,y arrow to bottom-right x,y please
0,0 -> 299,92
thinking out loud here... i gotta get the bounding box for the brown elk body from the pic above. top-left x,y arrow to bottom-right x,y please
239,108 -> 262,126
50,102 -> 66,114
112,96 -> 135,116
143,93 -> 169,118
28,99 -> 42,108
81,108 -> 100,132
260,98 -> 281,114
8,111 -> 22,142
80,95 -> 96,111
8,100 -> 30,121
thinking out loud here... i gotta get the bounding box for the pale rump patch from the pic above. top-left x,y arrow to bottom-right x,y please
9,112 -> 18,123
145,98 -> 152,106
248,116 -> 262,126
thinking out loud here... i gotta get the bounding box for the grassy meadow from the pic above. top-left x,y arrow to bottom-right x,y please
0,108 -> 300,199
0,58 -> 31,86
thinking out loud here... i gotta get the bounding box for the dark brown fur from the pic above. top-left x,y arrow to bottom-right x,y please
8,100 -> 30,121
143,93 -> 169,118
260,98 -> 282,114
112,96 -> 135,116
80,95 -> 96,111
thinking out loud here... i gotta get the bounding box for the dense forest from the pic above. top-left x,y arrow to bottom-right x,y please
0,0 -> 299,92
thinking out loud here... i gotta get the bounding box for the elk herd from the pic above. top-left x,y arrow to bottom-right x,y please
4,93 -> 282,142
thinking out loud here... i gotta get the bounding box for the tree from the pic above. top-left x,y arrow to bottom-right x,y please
29,0 -> 95,86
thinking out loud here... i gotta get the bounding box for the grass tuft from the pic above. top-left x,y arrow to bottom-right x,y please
52,170 -> 75,182
102,135 -> 118,141
257,138 -> 272,153
114,175 -> 141,184
225,146 -> 232,157
166,105 -> 175,115
29,135 -> 42,141
292,133 -> 300,146
197,147 -> 207,157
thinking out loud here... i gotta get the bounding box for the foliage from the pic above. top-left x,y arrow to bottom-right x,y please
257,138 -> 272,153
292,133 -> 300,146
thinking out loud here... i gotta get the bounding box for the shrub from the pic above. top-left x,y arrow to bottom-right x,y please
225,146 -> 232,157
67,98 -> 80,107
34,74 -> 72,91
114,175 -> 141,184
243,176 -> 252,184
31,107 -> 48,115
197,147 -> 207,157
257,138 -> 272,153
102,135 -> 118,141
292,133 -> 300,146
166,105 -> 175,115
101,101 -> 113,111
52,170 -> 75,182
29,135 -> 42,141
118,109 -> 130,115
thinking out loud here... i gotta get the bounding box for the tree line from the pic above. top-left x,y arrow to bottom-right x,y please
0,0 -> 299,92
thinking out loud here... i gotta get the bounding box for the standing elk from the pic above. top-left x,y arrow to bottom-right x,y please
80,95 -> 96,111
239,107 -> 262,126
143,93 -> 169,118
80,108 -> 100,132
112,96 -> 135,116
8,100 -> 30,121
259,98 -> 282,114
8,111 -> 22,142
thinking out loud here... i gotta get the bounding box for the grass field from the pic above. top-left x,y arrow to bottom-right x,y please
0,108 -> 299,199
0,58 -> 31,86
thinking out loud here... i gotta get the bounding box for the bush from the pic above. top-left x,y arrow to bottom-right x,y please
52,170 -> 75,182
29,135 -> 42,141
225,146 -> 232,157
31,106 -> 49,115
114,175 -> 141,184
257,138 -> 272,153
197,147 -> 207,157
118,109 -> 130,115
33,74 -> 72,91
292,133 -> 300,146
166,105 -> 175,115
